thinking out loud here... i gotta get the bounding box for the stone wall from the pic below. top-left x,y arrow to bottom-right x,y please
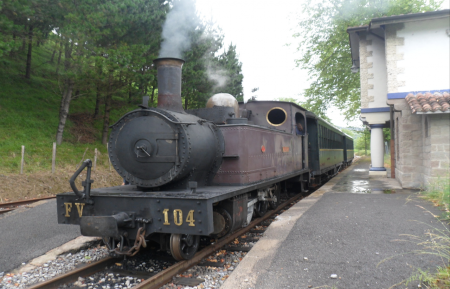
422,115 -> 431,186
424,114 -> 450,186
358,33 -> 373,109
385,24 -> 405,93
390,99 -> 423,188
390,99 -> 450,189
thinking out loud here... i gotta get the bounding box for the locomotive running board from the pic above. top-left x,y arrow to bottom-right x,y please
57,168 -> 310,236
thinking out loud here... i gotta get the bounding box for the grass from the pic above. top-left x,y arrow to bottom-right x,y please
380,213 -> 450,289
384,153 -> 391,168
379,178 -> 450,289
354,149 -> 370,156
420,177 -> 450,222
403,178 -> 450,289
403,215 -> 450,289
0,42 -> 138,174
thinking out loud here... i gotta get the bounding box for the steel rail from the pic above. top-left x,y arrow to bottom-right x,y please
0,196 -> 56,209
28,257 -> 115,289
133,193 -> 304,289
0,208 -> 14,214
0,196 -> 56,214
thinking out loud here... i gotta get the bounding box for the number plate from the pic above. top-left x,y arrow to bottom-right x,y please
151,199 -> 213,235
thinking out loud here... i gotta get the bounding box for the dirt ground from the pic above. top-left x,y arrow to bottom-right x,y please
0,168 -> 123,203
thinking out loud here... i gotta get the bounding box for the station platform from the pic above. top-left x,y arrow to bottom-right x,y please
222,157 -> 447,289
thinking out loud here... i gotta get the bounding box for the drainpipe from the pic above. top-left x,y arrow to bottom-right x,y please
389,104 -> 402,179
389,105 -> 396,179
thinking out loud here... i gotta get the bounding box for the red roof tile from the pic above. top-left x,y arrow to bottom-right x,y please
405,92 -> 450,113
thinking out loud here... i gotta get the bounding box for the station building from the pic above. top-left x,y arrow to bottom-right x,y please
347,10 -> 450,188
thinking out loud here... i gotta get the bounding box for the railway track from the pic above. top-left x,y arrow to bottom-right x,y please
27,192 -> 304,289
0,196 -> 56,215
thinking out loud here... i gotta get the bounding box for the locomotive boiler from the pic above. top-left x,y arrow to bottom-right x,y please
109,58 -> 224,189
57,57 -> 353,260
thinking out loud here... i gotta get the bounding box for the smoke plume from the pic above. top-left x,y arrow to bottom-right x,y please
206,63 -> 229,90
159,0 -> 198,58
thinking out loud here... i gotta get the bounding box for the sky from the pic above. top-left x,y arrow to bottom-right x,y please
195,0 -> 362,127
196,0 -> 450,128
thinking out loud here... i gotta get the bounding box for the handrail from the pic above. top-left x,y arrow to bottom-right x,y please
69,159 -> 94,204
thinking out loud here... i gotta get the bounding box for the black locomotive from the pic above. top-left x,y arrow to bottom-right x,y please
57,58 -> 354,260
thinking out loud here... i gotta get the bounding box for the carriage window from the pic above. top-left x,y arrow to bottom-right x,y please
327,129 -> 330,148
319,126 -> 322,147
267,107 -> 287,126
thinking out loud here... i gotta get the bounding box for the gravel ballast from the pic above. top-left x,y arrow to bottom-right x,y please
0,246 -> 109,288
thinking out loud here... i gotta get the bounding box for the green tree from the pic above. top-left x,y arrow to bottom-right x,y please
54,0 -> 169,145
0,0 -> 62,77
181,20 -> 223,110
276,97 -> 333,122
355,128 -> 370,155
157,0 -> 243,109
294,0 -> 442,121
213,43 -> 244,101
179,17 -> 243,109
341,127 -> 356,137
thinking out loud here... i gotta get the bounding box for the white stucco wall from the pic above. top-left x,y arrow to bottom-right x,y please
360,112 -> 390,124
366,35 -> 388,108
396,18 -> 450,91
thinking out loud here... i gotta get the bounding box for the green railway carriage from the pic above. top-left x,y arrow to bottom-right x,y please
343,133 -> 354,164
306,112 -> 345,179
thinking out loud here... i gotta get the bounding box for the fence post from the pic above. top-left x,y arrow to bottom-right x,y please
20,145 -> 25,174
52,142 -> 56,173
94,148 -> 97,171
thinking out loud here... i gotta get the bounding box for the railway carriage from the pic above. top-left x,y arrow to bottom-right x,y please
343,133 -> 355,165
56,57 -> 353,261
306,112 -> 348,185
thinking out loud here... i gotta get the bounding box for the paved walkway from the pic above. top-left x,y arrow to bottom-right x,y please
223,158 -> 447,289
0,200 -> 80,273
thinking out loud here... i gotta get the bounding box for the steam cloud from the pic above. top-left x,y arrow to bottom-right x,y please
159,0 -> 198,58
159,0 -> 230,91
206,63 -> 229,90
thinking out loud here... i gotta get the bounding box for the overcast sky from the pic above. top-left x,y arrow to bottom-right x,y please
196,0 -> 449,128
195,0 -> 361,127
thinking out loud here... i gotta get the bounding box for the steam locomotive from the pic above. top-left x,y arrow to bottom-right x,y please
57,58 -> 354,260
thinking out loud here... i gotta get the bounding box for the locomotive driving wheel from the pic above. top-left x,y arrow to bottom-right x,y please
254,201 -> 268,217
170,233 -> 200,261
268,184 -> 281,210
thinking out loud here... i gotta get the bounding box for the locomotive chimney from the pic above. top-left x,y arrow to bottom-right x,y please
153,58 -> 185,112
